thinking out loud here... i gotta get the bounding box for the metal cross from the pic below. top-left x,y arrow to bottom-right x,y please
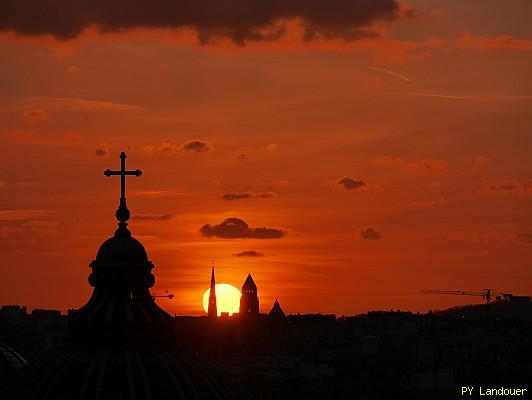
104,152 -> 142,201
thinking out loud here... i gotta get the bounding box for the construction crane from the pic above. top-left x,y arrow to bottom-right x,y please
423,289 -> 493,304
422,289 -> 506,313
152,289 -> 174,301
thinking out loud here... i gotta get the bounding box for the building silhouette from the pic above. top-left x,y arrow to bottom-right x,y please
268,300 -> 286,321
240,274 -> 259,318
208,265 -> 218,318
0,152 -> 234,399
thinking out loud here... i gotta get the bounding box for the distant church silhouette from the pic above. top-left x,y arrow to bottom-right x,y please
208,263 -> 218,319
1,152 -> 235,399
207,267 -> 285,322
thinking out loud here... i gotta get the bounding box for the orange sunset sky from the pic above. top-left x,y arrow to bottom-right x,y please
0,0 -> 531,316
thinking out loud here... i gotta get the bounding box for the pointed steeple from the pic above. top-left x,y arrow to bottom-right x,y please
208,260 -> 217,318
240,273 -> 259,318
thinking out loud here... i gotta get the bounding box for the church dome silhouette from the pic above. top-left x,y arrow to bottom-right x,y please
1,152 -> 235,400
95,233 -> 148,262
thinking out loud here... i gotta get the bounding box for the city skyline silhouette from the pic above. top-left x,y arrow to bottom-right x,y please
1,1 -> 532,397
1,152 -> 531,399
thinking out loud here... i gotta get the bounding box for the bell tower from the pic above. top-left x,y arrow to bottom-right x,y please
240,273 -> 259,318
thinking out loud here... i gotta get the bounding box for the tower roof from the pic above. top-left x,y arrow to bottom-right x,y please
242,273 -> 257,290
269,300 -> 286,319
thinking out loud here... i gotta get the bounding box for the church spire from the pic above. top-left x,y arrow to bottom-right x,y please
208,260 -> 217,318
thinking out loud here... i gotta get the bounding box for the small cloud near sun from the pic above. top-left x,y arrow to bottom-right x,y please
200,217 -> 285,239
143,141 -> 212,156
360,226 -> 382,240
221,191 -> 278,201
222,192 -> 251,201
180,139 -> 213,153
336,177 -> 367,191
94,143 -> 109,157
233,250 -> 264,257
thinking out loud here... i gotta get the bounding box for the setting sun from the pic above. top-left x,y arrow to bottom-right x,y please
202,284 -> 241,316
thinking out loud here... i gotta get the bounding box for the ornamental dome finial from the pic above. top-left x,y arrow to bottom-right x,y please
103,151 -> 142,236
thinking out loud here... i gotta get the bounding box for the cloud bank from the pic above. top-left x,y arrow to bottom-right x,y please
0,0 -> 402,45
200,217 -> 285,239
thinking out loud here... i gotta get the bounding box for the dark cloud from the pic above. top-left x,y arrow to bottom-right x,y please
134,213 -> 172,221
518,232 -> 532,244
94,143 -> 109,157
222,193 -> 252,201
0,1 -> 402,45
180,140 -> 212,153
222,191 -> 277,201
488,179 -> 532,194
360,227 -> 381,240
233,250 -> 264,257
200,217 -> 285,239
337,177 -> 367,190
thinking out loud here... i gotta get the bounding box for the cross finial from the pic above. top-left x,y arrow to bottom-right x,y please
104,152 -> 142,235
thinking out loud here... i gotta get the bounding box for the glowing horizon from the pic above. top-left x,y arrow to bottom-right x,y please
202,284 -> 242,316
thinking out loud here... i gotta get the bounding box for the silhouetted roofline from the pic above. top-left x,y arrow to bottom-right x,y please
243,273 -> 257,289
